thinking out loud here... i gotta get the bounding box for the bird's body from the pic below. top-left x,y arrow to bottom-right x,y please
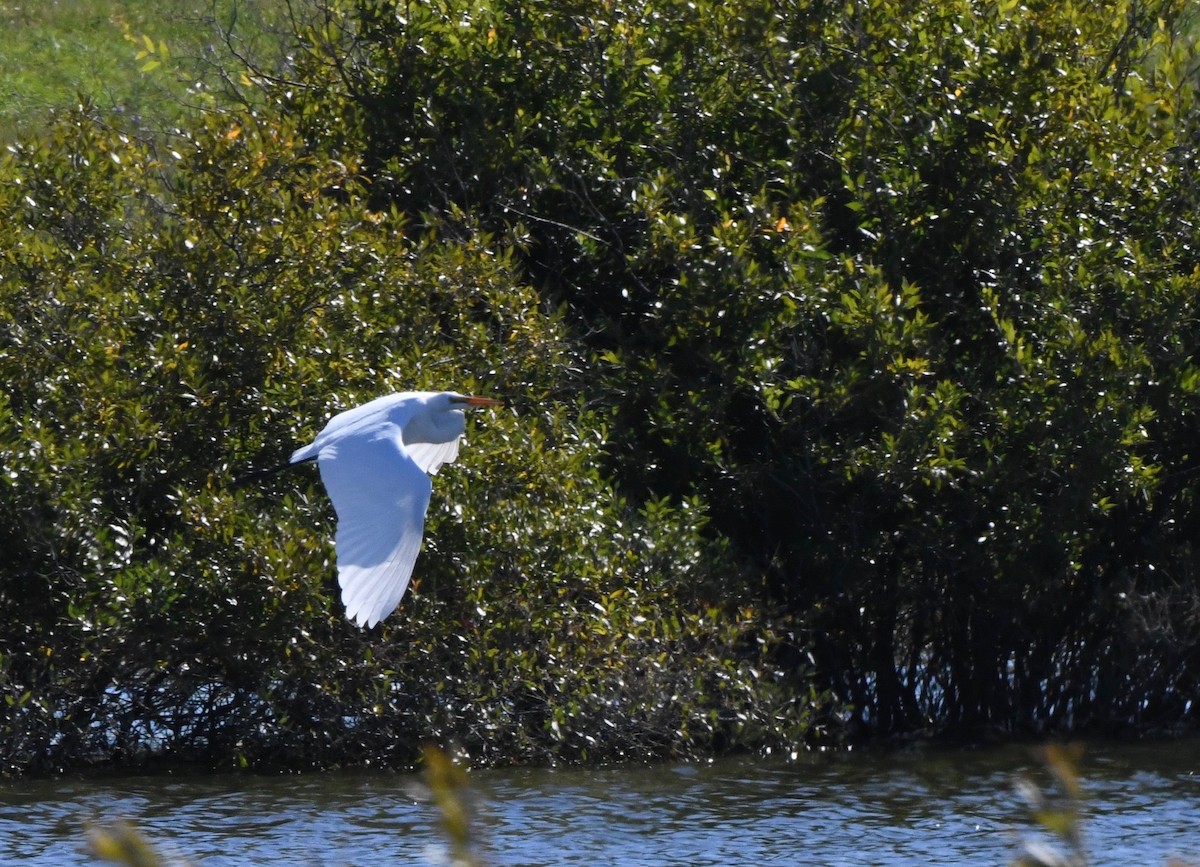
288,391 -> 500,628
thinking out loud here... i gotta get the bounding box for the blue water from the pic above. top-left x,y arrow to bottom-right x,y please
2,741 -> 1198,865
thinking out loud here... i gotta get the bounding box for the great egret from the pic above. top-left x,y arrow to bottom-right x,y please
272,391 -> 501,628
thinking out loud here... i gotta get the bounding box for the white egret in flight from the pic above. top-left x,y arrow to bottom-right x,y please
251,391 -> 502,628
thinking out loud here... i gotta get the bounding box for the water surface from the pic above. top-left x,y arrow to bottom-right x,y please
3,741 -> 1198,865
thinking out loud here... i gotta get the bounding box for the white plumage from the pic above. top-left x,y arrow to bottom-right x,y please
290,391 -> 501,628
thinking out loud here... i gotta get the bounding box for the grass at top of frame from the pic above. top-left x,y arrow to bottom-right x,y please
0,0 -> 291,141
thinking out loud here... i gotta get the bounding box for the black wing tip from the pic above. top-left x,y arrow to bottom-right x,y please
230,457 -> 313,490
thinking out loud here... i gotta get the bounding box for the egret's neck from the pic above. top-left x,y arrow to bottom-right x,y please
402,407 -> 466,444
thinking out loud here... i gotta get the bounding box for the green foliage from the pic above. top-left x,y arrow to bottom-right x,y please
6,0 -> 1200,774
283,0 -> 1200,737
0,103 -> 819,773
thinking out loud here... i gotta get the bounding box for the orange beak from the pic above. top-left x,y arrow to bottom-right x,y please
459,395 -> 503,407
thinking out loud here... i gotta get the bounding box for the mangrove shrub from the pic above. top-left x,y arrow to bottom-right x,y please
0,107 -> 821,773
282,0 -> 1200,736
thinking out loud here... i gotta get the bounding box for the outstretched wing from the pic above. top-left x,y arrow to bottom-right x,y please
316,425 -> 432,627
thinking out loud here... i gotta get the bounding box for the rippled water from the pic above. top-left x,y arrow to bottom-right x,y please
3,741 -> 1199,865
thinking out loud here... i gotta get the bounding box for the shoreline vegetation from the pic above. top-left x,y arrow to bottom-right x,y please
2,0 -> 1200,778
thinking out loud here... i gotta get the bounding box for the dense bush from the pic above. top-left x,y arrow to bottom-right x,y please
4,0 -> 1200,776
0,109 -> 821,774
283,0 -> 1200,736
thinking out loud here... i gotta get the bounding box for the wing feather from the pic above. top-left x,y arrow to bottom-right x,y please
316,425 -> 432,627
404,437 -> 462,475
